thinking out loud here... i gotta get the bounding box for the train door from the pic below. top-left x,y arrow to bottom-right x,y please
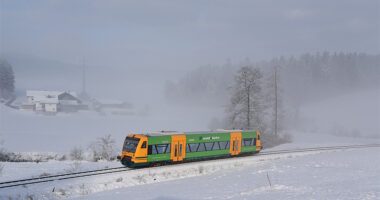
256,130 -> 262,150
230,132 -> 242,156
171,135 -> 186,162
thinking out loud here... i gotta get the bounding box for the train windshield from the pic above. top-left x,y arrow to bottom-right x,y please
123,137 -> 140,152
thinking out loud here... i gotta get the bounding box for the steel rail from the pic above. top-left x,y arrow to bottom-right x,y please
0,167 -> 131,189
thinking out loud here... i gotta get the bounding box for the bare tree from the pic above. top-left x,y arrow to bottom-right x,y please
69,146 -> 84,161
89,134 -> 116,161
227,66 -> 263,130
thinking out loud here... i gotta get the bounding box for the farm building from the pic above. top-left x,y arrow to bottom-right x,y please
21,90 -> 88,113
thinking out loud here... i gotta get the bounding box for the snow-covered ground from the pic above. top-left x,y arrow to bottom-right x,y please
0,132 -> 379,199
85,148 -> 379,200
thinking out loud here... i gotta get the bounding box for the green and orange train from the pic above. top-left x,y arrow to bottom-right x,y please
117,130 -> 262,167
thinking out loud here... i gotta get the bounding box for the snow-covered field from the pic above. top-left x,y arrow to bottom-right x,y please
0,88 -> 378,199
0,103 -> 223,153
1,132 -> 379,200
86,147 -> 379,200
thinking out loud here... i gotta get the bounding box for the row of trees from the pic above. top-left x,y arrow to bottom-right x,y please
228,52 -> 379,136
165,52 -> 379,137
261,52 -> 380,105
0,59 -> 15,100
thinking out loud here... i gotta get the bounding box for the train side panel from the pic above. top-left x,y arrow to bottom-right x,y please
184,132 -> 231,160
241,131 -> 258,153
146,135 -> 172,163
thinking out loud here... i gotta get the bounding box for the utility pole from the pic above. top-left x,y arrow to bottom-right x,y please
82,57 -> 86,95
274,66 -> 278,136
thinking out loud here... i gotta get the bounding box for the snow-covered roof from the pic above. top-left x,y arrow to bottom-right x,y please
26,90 -> 77,97
26,90 -> 77,104
27,90 -> 63,97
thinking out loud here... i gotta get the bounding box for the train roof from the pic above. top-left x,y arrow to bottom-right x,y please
144,129 -> 248,137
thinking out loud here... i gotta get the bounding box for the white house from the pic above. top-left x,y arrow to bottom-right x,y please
22,90 -> 87,113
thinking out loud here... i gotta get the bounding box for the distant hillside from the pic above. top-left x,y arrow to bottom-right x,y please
3,53 -> 82,93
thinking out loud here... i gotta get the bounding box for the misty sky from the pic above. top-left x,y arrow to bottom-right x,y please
1,0 -> 379,70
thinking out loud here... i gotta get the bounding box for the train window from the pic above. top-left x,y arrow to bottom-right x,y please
218,141 -> 225,149
213,142 -> 221,150
148,145 -> 153,154
186,144 -> 191,152
225,141 -> 230,149
189,143 -> 199,152
141,141 -> 147,148
243,138 -> 253,146
123,137 -> 140,152
156,145 -> 165,154
197,143 -> 206,152
148,144 -> 171,154
219,141 -> 227,149
205,142 -> 214,151
148,145 -> 158,155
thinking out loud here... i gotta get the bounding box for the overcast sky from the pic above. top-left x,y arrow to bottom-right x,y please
1,0 -> 379,69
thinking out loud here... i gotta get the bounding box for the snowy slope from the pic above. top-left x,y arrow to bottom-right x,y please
0,132 -> 378,199
84,148 -> 379,200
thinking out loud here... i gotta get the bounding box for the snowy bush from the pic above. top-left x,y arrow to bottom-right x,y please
89,134 -> 116,161
65,161 -> 82,173
58,155 -> 67,161
0,139 -> 17,162
0,150 -> 10,161
69,146 -> 84,161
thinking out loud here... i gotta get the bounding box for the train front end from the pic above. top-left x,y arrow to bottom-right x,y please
117,134 -> 148,168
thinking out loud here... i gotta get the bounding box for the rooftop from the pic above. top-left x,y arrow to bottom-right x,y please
145,129 -> 244,137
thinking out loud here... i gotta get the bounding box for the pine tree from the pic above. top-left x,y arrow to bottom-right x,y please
0,59 -> 15,100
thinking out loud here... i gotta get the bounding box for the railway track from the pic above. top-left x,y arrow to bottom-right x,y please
1,143 -> 379,189
0,166 -> 132,189
258,143 -> 380,156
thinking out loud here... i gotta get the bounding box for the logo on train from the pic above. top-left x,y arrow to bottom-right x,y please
200,136 -> 220,141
